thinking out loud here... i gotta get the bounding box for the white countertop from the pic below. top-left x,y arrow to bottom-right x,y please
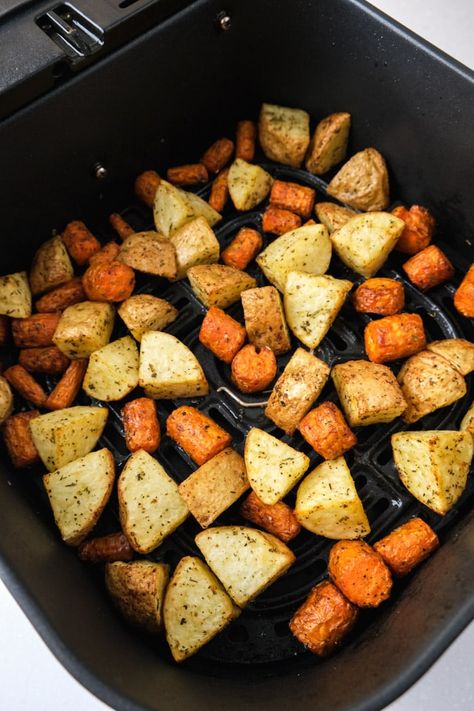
1,1 -> 473,709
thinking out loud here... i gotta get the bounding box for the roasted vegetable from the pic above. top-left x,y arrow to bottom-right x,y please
118,295 -> 178,342
187,264 -> 256,309
328,540 -> 393,607
353,278 -> 405,316
258,103 -> 310,167
327,148 -> 389,211
199,306 -> 246,364
83,336 -> 139,402
0,272 -> 32,318
298,402 -> 357,460
240,491 -> 301,542
122,398 -> 160,454
53,301 -> 115,358
166,405 -> 231,465
373,518 -> 439,577
231,344 -> 277,393
392,204 -> 435,255
241,286 -> 291,355
364,313 -> 426,363
29,236 -> 74,295
2,410 -> 39,467
305,112 -> 351,175
228,158 -> 272,211
403,245 -> 455,290
62,220 -> 101,265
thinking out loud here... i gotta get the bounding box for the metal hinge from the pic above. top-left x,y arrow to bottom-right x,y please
37,4 -> 104,64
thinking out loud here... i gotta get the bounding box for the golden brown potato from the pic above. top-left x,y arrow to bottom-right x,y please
315,202 -> 356,233
305,112 -> 351,175
83,336 -> 139,402
170,216 -> 220,280
426,338 -> 474,376
187,264 -> 256,309
460,401 -> 474,442
118,231 -> 177,279
228,159 -> 273,211
265,348 -> 330,434
332,359 -> 407,426
0,272 -> 32,318
258,103 -> 310,167
397,350 -> 466,424
29,237 -> 74,295
118,295 -> 178,342
241,286 -> 291,355
327,148 -> 389,211
53,301 -> 115,359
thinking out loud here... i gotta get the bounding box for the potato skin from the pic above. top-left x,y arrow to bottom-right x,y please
299,402 -> 356,460
167,163 -> 208,186
221,227 -> 263,271
241,286 -> 291,355
305,112 -> 351,175
199,306 -> 246,364
392,205 -> 435,255
208,168 -> 229,213
4,364 -> 47,407
62,221 -> 101,265
109,213 -> 135,241
35,278 -> 85,313
201,138 -> 234,173
45,359 -> 88,410
83,261 -> 135,302
269,180 -> 315,218
231,344 -> 277,393
373,518 -> 439,577
19,346 -> 70,375
454,263 -> 474,318
403,245 -> 455,291
240,491 -> 301,542
134,170 -> 160,207
262,205 -> 302,235
328,540 -> 393,607
12,312 -> 61,348
119,232 -> 177,279
122,397 -> 160,454
353,278 -> 405,316
289,580 -> 358,656
166,405 -> 232,466
2,410 -> 40,467
365,313 -> 426,364
258,103 -> 310,167
79,532 -> 134,563
29,236 -> 74,296
327,147 -> 389,211
236,120 -> 256,161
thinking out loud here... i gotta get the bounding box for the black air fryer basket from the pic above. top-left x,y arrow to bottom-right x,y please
0,1 -> 473,710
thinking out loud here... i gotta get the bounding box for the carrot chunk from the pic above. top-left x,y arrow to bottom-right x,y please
454,263 -> 474,318
235,120 -> 256,162
373,517 -> 439,577
45,359 -> 88,410
35,278 -> 86,312
82,261 -> 135,302
4,365 -> 47,407
328,540 -> 392,608
221,227 -> 263,271
392,205 -> 435,255
403,245 -> 455,291
353,278 -> 405,316
269,180 -> 315,218
262,205 -> 301,235
299,402 -> 357,460
231,344 -> 277,393
122,397 -> 161,454
364,313 -> 426,363
240,491 -> 301,542
166,164 -> 208,186
62,220 -> 101,265
208,168 -> 229,213
134,170 -> 160,207
12,313 -> 61,348
201,138 -> 234,173
2,410 -> 40,468
166,406 -> 232,466
199,307 -> 246,364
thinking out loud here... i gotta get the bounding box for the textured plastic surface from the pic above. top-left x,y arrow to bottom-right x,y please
0,0 -> 473,710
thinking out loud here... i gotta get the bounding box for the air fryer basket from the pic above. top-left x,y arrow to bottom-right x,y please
0,1 -> 473,710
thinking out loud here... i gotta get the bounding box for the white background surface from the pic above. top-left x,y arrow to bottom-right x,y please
1,1 -> 473,710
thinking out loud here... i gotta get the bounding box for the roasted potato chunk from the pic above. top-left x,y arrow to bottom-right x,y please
373,518 -> 439,577
332,359 -> 407,426
53,301 -> 115,359
0,271 -> 32,318
195,526 -> 295,607
228,158 -> 273,211
106,560 -> 169,633
29,236 -> 74,295
164,556 -> 239,662
118,295 -> 178,342
295,457 -> 370,539
138,332 -> 208,399
240,491 -> 301,542
328,540 -> 393,608
331,212 -> 404,278
170,216 -> 220,280
30,406 -> 108,471
118,449 -> 189,553
258,103 -> 310,167
397,350 -> 466,423
43,448 -> 115,545
83,336 -> 139,402
241,286 -> 291,355
0,376 -> 13,426
178,448 -> 249,528
118,231 -> 177,279
315,202 -> 356,233
298,402 -> 356,460
153,179 -> 221,237
187,264 -> 256,309
327,148 -> 389,211
265,348 -> 330,434
392,430 -> 473,514
244,427 -> 310,504
426,338 -> 474,376
305,112 -> 351,175
256,224 -> 332,292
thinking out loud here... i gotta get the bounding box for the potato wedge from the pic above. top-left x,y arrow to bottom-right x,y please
426,338 -> 474,376
53,301 -> 115,359
0,271 -> 32,318
30,405 -> 108,471
264,348 -> 330,434
244,427 -> 310,504
153,179 -> 221,237
187,264 -> 256,309
330,212 -> 404,278
118,449 -> 189,553
398,350 -> 466,424
241,286 -> 291,355
392,430 -> 473,515
327,147 -> 389,211
460,401 -> 474,442
105,560 -> 169,634
228,158 -> 273,211
83,336 -> 139,402
0,376 -> 13,425
170,216 -> 220,280
118,231 -> 177,279
118,295 -> 178,342
138,331 -> 208,399
256,224 -> 332,292
196,526 -> 295,607
29,236 -> 74,295
258,103 -> 310,167
305,112 -> 351,175
295,457 -> 370,539
284,271 -> 352,348
164,556 -> 239,662
178,448 -> 249,528
332,360 -> 407,426
315,202 -> 356,233
43,448 -> 115,545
